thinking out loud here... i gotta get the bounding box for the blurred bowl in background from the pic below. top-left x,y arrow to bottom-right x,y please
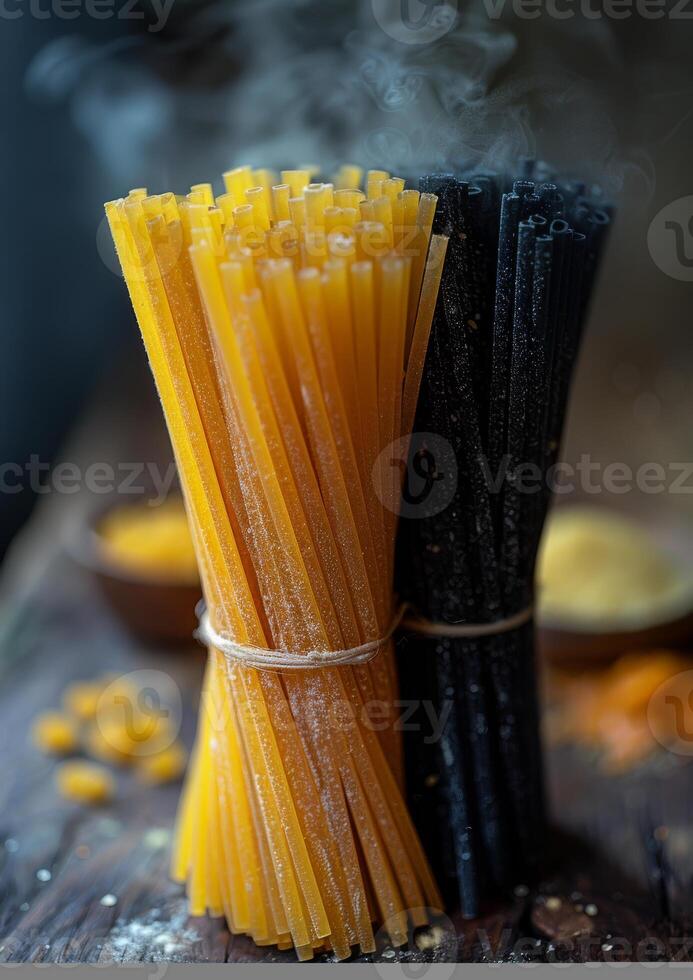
539,609 -> 693,666
71,498 -> 202,645
537,504 -> 693,665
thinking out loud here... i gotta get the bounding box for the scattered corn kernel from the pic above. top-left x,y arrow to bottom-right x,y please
123,710 -> 175,756
136,742 -> 188,784
86,710 -> 175,765
97,676 -> 174,753
62,681 -> 103,721
32,712 -> 79,755
55,761 -> 115,805
95,676 -> 140,722
85,720 -> 134,766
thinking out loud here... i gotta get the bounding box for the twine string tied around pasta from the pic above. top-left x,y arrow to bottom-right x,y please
196,601 -> 534,670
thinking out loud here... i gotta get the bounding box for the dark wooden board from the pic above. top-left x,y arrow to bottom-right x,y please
1,557 -> 693,963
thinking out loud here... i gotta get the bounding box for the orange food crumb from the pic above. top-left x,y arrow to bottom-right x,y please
547,650 -> 691,772
597,652 -> 686,715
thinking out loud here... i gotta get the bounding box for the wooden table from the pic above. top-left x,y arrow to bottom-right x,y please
1,361 -> 692,963
1,548 -> 692,964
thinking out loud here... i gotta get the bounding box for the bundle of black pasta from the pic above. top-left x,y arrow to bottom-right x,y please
396,164 -> 611,917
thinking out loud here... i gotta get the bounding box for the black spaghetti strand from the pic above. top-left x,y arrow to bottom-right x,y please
396,166 -> 612,915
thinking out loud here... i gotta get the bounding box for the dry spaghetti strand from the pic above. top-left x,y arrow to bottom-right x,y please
106,167 -> 445,960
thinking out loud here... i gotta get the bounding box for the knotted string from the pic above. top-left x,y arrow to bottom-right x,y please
402,604 -> 534,639
195,600 -> 533,671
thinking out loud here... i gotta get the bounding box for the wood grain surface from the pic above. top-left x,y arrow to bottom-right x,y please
1,556 -> 692,963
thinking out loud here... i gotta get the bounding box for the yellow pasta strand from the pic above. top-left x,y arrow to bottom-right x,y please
105,166 -> 446,961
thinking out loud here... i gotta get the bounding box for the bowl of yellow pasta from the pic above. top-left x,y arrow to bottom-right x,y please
76,496 -> 202,644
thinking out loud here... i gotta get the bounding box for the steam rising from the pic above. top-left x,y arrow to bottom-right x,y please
24,0 -> 677,198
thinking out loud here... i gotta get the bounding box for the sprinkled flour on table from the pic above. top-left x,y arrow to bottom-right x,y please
105,902 -> 200,962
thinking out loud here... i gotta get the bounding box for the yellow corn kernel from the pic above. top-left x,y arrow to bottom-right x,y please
32,712 -> 79,755
56,761 -> 115,805
87,705 -> 175,764
85,721 -> 132,765
136,742 -> 188,784
62,681 -> 102,722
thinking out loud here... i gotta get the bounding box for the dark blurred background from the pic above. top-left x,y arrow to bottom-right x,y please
1,0 -> 692,565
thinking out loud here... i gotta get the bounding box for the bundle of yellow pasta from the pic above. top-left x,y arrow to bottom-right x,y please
106,165 -> 447,960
